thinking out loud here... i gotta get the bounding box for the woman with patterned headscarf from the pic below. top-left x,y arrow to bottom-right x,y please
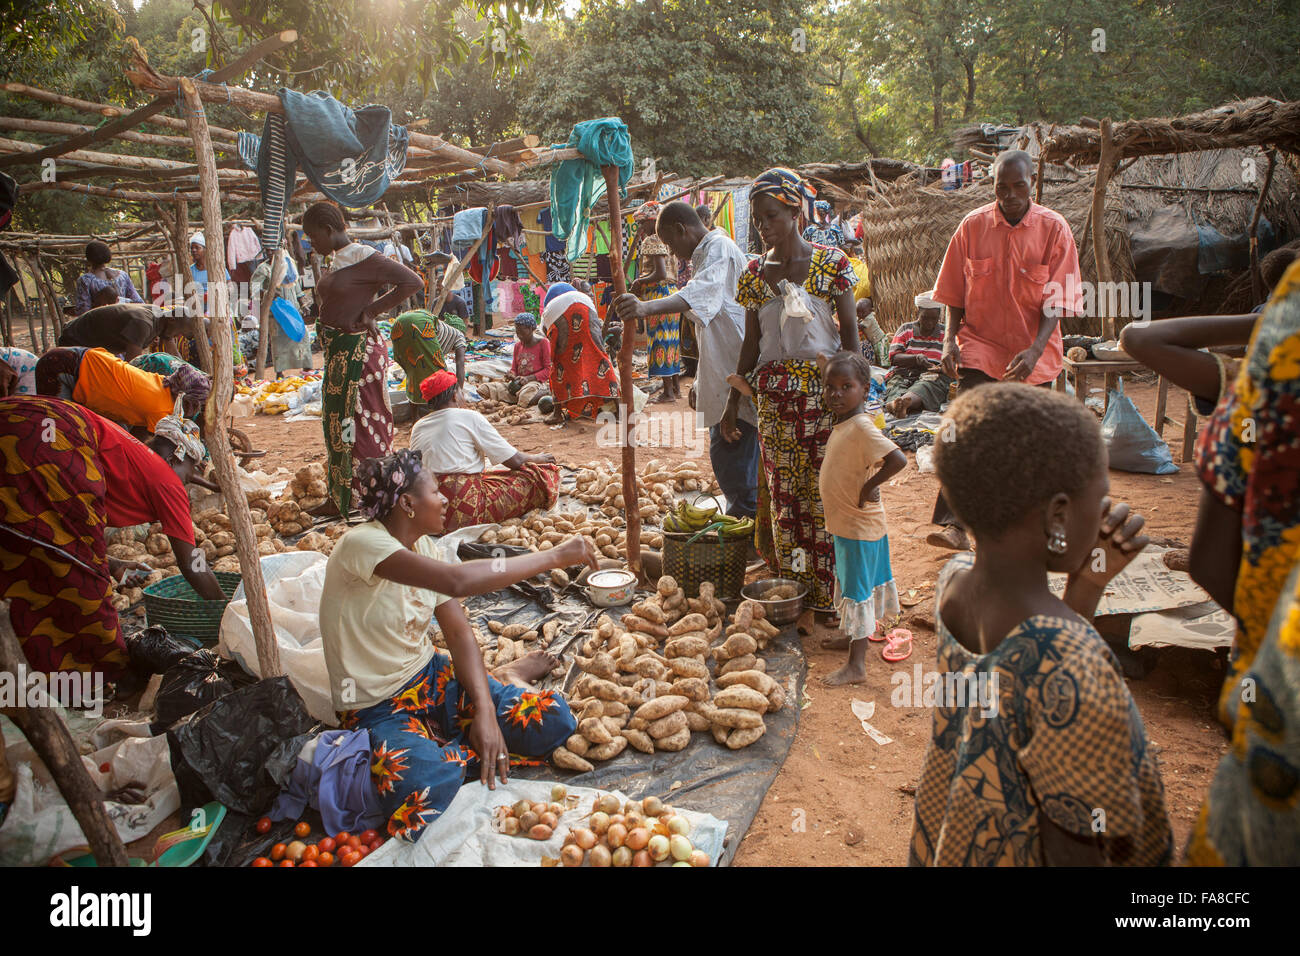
802,199 -> 845,249
0,396 -> 224,682
320,449 -> 595,842
722,167 -> 860,623
630,201 -> 684,403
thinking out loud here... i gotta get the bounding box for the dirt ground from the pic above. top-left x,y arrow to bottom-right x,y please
230,371 -> 1227,866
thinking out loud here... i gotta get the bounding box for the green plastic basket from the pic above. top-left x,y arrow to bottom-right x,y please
142,571 -> 243,645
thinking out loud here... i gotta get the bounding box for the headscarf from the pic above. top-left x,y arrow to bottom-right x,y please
154,414 -> 206,464
419,368 -> 458,403
749,167 -> 817,222
163,364 -> 213,419
541,283 -> 598,332
915,290 -> 942,310
189,232 -> 206,248
814,200 -> 832,220
543,282 -> 576,308
633,200 -> 661,223
513,311 -> 538,328
356,449 -> 424,521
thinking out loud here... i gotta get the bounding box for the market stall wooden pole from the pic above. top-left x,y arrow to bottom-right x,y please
603,165 -> 641,579
179,76 -> 282,679
254,249 -> 287,378
428,204 -> 494,323
33,255 -> 65,337
1248,148 -> 1277,304
19,181 -> 204,202
1091,119 -> 1118,341
1,83 -> 240,143
0,115 -> 240,152
0,603 -> 130,867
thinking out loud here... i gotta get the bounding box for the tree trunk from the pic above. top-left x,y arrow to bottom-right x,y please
179,76 -> 283,681
962,57 -> 977,120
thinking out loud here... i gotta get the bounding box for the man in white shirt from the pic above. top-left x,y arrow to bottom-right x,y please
613,202 -> 758,516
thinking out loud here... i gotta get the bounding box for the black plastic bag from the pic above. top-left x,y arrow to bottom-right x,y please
125,625 -> 195,675
167,676 -> 318,817
154,647 -> 256,727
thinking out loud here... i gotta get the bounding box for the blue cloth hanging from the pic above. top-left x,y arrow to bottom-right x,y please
549,117 -> 634,263
237,89 -> 409,253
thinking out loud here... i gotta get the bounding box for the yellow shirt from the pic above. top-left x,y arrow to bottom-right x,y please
849,257 -> 872,301
320,521 -> 454,711
72,347 -> 174,430
818,412 -> 898,540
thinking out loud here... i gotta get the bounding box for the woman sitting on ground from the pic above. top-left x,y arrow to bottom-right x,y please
322,450 -> 594,841
506,311 -> 551,405
0,396 -> 225,682
72,241 -> 143,316
35,345 -> 211,436
407,370 -> 559,531
884,291 -> 954,417
540,282 -> 619,423
910,384 -> 1172,866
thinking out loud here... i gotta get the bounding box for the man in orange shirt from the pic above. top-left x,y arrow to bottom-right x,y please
927,150 -> 1082,550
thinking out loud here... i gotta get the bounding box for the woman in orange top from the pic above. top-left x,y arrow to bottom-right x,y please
34,346 -> 211,435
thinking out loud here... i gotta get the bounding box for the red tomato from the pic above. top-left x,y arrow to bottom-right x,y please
298,860 -> 317,867
301,845 -> 319,862
358,829 -> 378,845
251,857 -> 272,867
340,853 -> 356,868
345,835 -> 362,850
269,843 -> 287,862
334,831 -> 351,845
367,837 -> 383,852
293,821 -> 311,838
317,837 -> 336,853
278,859 -> 294,867
356,846 -> 370,859
317,851 -> 335,868
255,816 -> 273,835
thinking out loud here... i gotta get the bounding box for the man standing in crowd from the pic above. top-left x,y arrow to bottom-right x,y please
927,149 -> 1082,551
613,201 -> 759,517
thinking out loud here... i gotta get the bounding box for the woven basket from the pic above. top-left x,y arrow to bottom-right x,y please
143,571 -> 242,646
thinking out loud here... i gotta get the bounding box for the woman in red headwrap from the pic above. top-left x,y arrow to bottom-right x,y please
405,370 -> 560,531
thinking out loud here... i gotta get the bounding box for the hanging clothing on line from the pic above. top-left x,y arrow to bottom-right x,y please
494,205 -> 524,253
227,225 -> 262,270
453,207 -> 485,244
238,90 -> 410,254
548,117 -> 633,263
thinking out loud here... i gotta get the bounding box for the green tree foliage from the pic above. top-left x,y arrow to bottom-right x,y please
820,0 -> 1300,163
210,0 -> 557,95
522,0 -> 833,176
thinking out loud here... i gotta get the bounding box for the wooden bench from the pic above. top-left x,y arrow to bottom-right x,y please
1059,357 -> 1191,457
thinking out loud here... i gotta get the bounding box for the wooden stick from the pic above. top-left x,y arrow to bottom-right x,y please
1248,149 -> 1277,304
255,252 -> 286,378
0,115 -> 234,152
603,165 -> 640,580
33,255 -> 65,337
428,205 -> 494,322
0,602 -> 130,866
179,76 -> 282,680
22,181 -> 204,202
2,83 -> 240,142
0,31 -> 298,171
0,136 -> 198,171
1092,119 -> 1117,340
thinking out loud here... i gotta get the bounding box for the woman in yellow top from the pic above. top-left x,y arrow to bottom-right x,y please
35,346 -> 211,435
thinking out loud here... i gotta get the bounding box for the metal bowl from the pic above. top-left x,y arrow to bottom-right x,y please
585,569 -> 638,608
742,577 -> 808,626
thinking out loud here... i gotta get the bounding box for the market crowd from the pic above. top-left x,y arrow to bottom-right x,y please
1,150 -> 1296,866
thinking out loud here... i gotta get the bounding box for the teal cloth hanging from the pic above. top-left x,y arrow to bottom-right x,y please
549,118 -> 634,263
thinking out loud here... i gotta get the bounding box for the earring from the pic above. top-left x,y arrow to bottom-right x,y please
405,507 -> 416,518
1047,529 -> 1068,555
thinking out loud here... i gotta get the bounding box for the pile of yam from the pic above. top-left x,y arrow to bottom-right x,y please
284,463 -> 330,512
550,578 -> 786,771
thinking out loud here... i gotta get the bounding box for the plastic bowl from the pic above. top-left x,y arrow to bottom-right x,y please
586,569 -> 637,607
742,577 -> 808,626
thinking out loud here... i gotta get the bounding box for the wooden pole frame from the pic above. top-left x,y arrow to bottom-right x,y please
1091,119 -> 1118,340
1248,148 -> 1277,304
602,166 -> 641,580
179,76 -> 282,681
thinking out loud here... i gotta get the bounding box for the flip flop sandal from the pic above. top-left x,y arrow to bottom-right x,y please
881,628 -> 913,662
868,627 -> 888,643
